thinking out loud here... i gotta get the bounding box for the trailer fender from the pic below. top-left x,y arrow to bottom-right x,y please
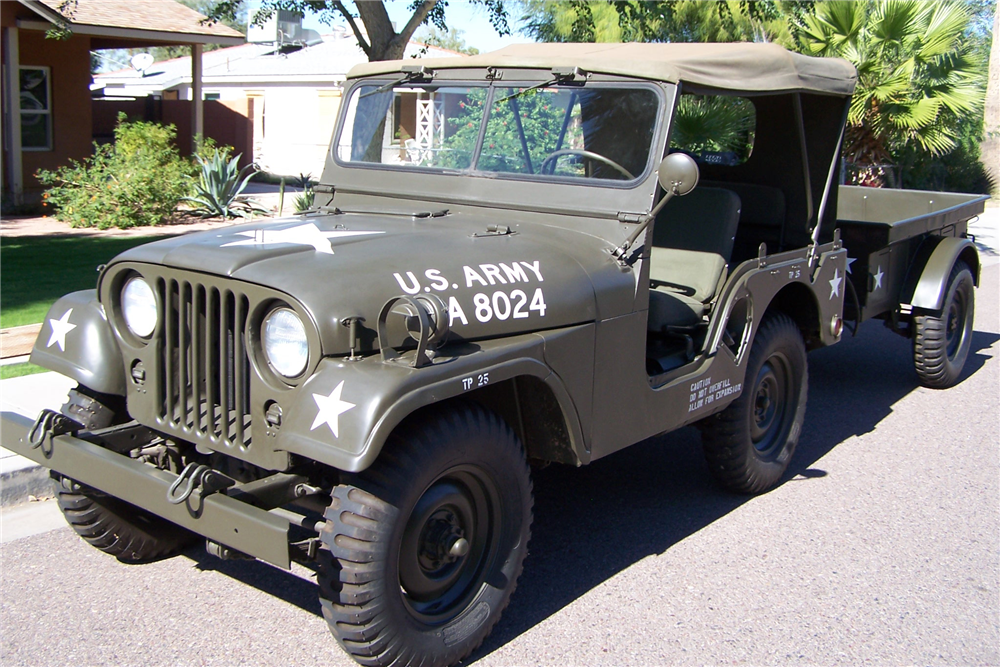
29,290 -> 126,396
904,237 -> 980,312
275,333 -> 586,474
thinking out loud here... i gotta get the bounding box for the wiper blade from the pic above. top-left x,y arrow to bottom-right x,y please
360,65 -> 435,99
318,206 -> 450,219
495,67 -> 587,104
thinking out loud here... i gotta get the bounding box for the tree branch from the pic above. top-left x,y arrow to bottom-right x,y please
397,0 -> 440,45
332,1 -> 370,57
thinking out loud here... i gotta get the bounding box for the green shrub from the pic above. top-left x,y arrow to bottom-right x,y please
37,113 -> 191,229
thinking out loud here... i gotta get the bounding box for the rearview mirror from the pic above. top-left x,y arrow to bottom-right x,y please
657,153 -> 699,196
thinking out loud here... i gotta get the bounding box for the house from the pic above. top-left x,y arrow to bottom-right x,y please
1,0 -> 243,206
93,28 -> 464,177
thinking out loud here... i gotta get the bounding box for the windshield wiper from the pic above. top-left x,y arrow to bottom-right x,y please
495,66 -> 587,104
360,65 -> 435,99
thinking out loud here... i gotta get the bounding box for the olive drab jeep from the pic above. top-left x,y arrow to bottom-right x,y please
4,42 -> 986,667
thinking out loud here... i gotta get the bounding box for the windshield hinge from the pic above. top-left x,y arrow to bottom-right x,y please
400,64 -> 434,80
617,212 -> 644,224
552,66 -> 587,82
486,67 -> 503,81
473,224 -> 515,238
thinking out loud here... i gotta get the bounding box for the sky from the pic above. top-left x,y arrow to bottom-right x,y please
248,0 -> 532,53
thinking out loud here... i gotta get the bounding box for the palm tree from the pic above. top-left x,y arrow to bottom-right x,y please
797,1 -> 984,186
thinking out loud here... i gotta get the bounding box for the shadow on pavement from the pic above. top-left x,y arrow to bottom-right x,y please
473,321 -> 999,662
167,320 -> 998,657
183,545 -> 323,618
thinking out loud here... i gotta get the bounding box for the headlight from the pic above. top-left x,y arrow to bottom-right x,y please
121,276 -> 157,338
263,307 -> 308,377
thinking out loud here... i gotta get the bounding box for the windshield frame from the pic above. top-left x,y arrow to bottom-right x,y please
331,77 -> 666,191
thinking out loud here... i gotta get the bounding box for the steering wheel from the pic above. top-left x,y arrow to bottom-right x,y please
538,149 -> 635,180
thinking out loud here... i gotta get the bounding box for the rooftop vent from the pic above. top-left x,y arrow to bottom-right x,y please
247,9 -> 305,45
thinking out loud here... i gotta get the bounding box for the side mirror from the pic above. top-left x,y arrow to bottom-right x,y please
611,153 -> 700,263
657,153 -> 699,196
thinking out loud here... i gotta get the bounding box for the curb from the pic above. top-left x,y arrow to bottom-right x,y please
1,372 -> 77,507
1,464 -> 52,507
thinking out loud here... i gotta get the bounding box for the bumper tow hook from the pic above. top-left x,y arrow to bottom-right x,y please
27,409 -> 83,454
166,462 -> 234,505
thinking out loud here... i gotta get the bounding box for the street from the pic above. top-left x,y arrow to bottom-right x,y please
2,263 -> 997,666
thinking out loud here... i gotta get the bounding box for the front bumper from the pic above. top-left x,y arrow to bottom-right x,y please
2,411 -> 291,568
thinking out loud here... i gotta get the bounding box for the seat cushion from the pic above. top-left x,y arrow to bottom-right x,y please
652,186 -> 742,260
648,290 -> 705,330
648,247 -> 727,303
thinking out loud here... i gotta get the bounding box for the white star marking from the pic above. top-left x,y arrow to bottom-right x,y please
310,380 -> 356,438
873,265 -> 884,291
46,309 -> 77,352
846,257 -> 857,274
222,223 -> 383,255
828,269 -> 843,300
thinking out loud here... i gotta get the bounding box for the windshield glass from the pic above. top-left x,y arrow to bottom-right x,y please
336,82 -> 659,182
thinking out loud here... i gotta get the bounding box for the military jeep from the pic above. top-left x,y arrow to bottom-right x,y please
4,43 -> 986,667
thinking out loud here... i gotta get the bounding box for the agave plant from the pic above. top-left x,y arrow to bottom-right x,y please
294,187 -> 316,213
184,149 -> 266,218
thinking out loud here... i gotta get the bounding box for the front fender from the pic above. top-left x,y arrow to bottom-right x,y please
273,331 -> 585,473
903,237 -> 980,312
29,290 -> 126,396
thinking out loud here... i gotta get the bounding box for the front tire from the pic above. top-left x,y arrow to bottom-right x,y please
913,261 -> 974,389
54,475 -> 196,563
53,387 -> 195,563
318,403 -> 532,667
701,312 -> 808,494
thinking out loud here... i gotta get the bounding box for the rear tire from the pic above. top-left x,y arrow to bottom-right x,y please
318,403 -> 532,667
53,386 -> 195,563
701,312 -> 808,494
913,261 -> 974,389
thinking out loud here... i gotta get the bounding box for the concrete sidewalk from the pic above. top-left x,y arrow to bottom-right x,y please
1,201 -> 997,508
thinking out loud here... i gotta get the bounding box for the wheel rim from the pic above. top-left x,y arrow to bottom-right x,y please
945,286 -> 969,361
749,353 -> 791,457
398,466 -> 500,624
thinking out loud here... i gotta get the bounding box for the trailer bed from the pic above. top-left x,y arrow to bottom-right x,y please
835,186 -> 987,324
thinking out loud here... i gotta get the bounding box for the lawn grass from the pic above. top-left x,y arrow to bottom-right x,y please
0,362 -> 47,380
0,235 -> 169,328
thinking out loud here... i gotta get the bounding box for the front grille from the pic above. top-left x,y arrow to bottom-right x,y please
158,278 -> 252,450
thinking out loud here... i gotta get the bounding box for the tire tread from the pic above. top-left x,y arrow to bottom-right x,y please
318,403 -> 532,667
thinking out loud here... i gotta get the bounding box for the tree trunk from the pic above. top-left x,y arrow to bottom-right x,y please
981,7 -> 999,190
355,0 -> 439,62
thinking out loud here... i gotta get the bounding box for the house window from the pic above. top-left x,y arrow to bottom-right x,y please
204,92 -> 221,101
20,66 -> 52,151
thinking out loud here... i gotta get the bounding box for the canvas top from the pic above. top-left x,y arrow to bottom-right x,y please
348,42 -> 857,96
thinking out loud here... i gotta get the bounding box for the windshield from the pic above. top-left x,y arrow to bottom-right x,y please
336,82 -> 660,182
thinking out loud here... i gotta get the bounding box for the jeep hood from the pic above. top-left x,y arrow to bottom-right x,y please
109,211 -> 633,354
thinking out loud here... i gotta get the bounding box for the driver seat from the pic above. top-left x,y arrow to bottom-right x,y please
647,186 -> 742,331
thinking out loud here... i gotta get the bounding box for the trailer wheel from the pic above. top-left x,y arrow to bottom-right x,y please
52,387 -> 195,563
318,403 -> 532,667
701,312 -> 808,494
913,261 -> 974,389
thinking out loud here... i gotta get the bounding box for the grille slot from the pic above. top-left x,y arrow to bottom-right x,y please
159,278 -> 251,449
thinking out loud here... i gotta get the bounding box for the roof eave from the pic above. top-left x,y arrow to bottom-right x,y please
16,18 -> 244,45
15,1 -> 244,46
